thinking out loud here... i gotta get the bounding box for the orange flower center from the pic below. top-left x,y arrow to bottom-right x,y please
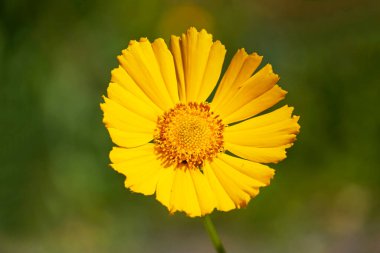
154,102 -> 224,170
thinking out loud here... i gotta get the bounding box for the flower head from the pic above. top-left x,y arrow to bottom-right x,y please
101,27 -> 300,217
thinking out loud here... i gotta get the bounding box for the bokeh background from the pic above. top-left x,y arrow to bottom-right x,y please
1,0 -> 379,252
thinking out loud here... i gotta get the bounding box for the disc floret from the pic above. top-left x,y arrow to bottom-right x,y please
154,102 -> 224,170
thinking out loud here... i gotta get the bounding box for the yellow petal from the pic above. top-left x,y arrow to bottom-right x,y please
184,28 -> 213,102
226,133 -> 297,148
107,127 -> 152,148
218,153 -> 275,186
197,41 -> 226,102
225,114 -> 300,147
170,35 -> 186,102
107,82 -> 159,123
169,27 -> 225,103
168,169 -> 186,213
189,169 -> 217,216
223,85 -> 287,124
225,142 -> 292,164
214,64 -> 280,118
100,97 -> 155,133
111,155 -> 156,175
156,167 -> 175,208
169,169 -> 202,217
118,40 -> 174,111
234,53 -> 264,88
110,144 -> 154,163
225,121 -> 300,145
212,49 -> 248,105
210,157 -> 259,208
127,166 -> 162,196
151,38 -> 180,104
203,163 -> 235,212
110,144 -> 162,195
212,49 -> 262,108
227,105 -> 295,132
111,66 -> 162,114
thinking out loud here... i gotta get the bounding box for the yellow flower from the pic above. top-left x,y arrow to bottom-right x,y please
101,27 -> 300,217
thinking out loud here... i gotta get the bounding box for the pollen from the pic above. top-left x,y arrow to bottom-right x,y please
154,102 -> 224,170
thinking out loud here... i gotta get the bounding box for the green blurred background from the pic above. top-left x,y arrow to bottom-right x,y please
1,0 -> 379,252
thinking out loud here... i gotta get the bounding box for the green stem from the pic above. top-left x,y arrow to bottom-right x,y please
203,215 -> 226,253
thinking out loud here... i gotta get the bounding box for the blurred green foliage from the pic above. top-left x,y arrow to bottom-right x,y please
1,0 -> 379,252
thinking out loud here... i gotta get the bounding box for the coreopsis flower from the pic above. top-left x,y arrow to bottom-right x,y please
101,27 -> 300,217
